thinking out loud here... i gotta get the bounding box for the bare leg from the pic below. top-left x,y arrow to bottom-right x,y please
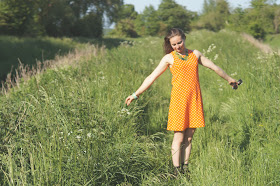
171,131 -> 184,167
181,128 -> 196,165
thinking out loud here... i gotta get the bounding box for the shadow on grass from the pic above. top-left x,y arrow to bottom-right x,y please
0,35 -> 128,82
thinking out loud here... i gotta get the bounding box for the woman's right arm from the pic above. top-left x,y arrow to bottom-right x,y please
125,54 -> 172,106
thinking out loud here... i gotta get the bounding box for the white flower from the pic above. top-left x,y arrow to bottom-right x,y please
87,133 -> 91,138
214,54 -> 218,60
76,135 -> 82,139
231,72 -> 237,76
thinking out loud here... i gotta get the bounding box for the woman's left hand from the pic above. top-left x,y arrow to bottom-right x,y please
229,79 -> 239,89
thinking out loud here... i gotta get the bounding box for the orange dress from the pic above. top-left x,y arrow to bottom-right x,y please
167,50 -> 205,131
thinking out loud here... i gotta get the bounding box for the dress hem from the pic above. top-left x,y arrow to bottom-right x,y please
167,126 -> 205,131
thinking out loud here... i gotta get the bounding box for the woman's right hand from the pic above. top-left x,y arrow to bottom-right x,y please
125,95 -> 135,106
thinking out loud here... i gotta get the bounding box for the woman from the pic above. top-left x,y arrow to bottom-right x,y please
125,28 -> 238,176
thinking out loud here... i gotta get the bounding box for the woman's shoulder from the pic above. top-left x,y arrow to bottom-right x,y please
161,53 -> 174,65
191,49 -> 202,59
163,53 -> 174,60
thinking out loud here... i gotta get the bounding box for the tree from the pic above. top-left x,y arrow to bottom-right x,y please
157,0 -> 192,32
195,0 -> 230,31
0,0 -> 124,37
110,18 -> 138,37
110,4 -> 138,37
202,0 -> 216,14
273,6 -> 280,33
0,1 -> 9,26
250,0 -> 268,9
41,0 -> 124,37
228,7 -> 247,32
0,0 -> 42,36
134,5 -> 159,36
118,4 -> 137,20
248,22 -> 266,39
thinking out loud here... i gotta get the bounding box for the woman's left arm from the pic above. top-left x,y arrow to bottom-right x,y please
194,50 -> 237,85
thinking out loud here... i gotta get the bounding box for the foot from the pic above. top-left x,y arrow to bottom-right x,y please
173,166 -> 181,177
181,164 -> 190,179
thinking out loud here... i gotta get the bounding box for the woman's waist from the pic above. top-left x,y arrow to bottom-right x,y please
171,77 -> 199,85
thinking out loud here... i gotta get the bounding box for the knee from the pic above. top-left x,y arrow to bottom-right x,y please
185,136 -> 193,144
172,135 -> 184,146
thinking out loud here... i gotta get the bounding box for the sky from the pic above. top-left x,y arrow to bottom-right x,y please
123,0 -> 279,14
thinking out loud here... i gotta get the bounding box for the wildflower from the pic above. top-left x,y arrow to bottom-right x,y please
76,135 -> 82,139
207,44 -> 216,53
214,54 -> 219,60
231,72 -> 237,76
149,59 -> 154,64
118,108 -> 131,116
87,133 -> 91,138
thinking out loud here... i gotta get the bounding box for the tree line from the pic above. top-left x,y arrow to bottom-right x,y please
111,0 -> 280,39
0,0 -> 279,39
0,0 -> 123,37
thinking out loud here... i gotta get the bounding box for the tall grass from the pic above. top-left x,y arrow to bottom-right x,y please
0,36 -> 83,81
0,30 -> 279,185
0,35 -> 125,82
265,34 -> 280,50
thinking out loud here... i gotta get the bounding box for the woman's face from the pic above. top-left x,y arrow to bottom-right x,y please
170,35 -> 185,54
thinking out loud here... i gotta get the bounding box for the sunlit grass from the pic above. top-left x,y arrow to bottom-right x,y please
265,34 -> 280,49
0,30 -> 279,185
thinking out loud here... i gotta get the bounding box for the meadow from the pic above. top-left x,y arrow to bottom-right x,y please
265,34 -> 280,50
0,30 -> 279,185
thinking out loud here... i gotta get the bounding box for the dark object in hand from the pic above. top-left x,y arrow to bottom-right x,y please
231,79 -> 243,90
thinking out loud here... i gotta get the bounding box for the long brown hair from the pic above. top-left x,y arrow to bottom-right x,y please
163,28 -> 186,54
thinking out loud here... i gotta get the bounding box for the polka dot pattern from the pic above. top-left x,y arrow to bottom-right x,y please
167,50 -> 205,131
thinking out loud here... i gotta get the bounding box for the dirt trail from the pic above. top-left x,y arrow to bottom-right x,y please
242,33 -> 279,54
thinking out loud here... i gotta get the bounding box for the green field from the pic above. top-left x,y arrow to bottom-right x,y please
0,30 -> 279,185
265,34 -> 280,50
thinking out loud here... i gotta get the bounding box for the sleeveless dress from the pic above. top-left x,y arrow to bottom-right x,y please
167,50 -> 205,131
